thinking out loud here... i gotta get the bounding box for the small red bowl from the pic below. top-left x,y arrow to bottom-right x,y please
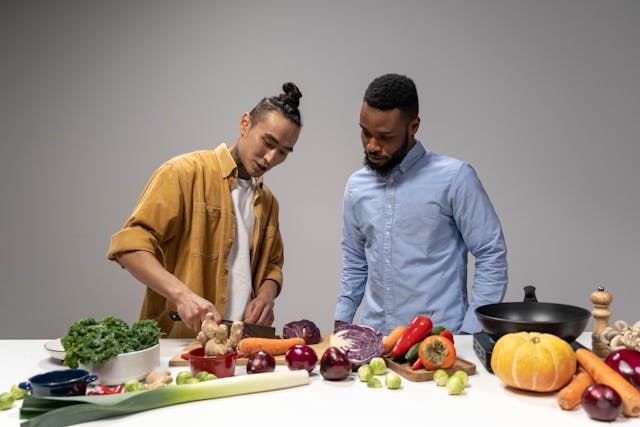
181,347 -> 237,378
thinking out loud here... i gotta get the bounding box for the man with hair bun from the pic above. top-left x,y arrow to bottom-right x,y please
334,73 -> 507,335
108,83 -> 303,338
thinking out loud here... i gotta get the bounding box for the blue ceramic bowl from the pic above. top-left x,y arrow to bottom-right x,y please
19,369 -> 98,397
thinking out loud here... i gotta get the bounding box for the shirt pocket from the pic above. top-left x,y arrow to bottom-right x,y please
396,201 -> 441,246
191,203 -> 222,260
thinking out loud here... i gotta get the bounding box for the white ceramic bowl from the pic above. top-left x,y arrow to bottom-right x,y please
80,344 -> 160,385
44,338 -> 66,361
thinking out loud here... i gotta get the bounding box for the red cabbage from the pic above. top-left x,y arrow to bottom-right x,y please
282,319 -> 322,344
330,323 -> 383,371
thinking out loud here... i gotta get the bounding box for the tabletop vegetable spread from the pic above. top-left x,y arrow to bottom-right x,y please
5,311 -> 640,425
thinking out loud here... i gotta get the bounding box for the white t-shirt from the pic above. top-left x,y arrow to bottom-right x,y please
225,178 -> 255,320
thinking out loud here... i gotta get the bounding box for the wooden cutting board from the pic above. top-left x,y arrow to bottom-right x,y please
169,333 -> 332,367
385,357 -> 476,382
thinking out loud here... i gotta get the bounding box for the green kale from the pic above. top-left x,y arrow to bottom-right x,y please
61,317 -> 161,369
130,319 -> 162,349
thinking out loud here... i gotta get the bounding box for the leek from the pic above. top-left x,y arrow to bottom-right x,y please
20,369 -> 309,427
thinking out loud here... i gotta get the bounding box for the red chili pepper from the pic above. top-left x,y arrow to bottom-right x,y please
411,357 -> 424,371
439,329 -> 454,344
89,384 -> 124,395
390,315 -> 433,357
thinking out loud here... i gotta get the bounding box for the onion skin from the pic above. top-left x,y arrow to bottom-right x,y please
320,347 -> 351,381
246,350 -> 276,375
285,345 -> 318,373
582,384 -> 623,421
605,349 -> 640,391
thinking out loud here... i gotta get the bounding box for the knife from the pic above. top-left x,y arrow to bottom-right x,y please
168,311 -> 276,338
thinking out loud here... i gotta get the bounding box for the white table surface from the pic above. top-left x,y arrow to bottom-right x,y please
0,333 -> 624,426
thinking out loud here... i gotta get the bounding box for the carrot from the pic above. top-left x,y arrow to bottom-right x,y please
383,325 -> 407,354
237,337 -> 305,356
557,367 -> 594,410
575,348 -> 640,417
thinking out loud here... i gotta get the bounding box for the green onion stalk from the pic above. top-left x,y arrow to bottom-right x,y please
20,370 -> 309,427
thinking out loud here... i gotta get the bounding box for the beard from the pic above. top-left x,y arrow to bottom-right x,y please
363,131 -> 410,176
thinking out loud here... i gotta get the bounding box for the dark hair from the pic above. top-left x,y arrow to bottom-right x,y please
364,73 -> 418,119
249,82 -> 303,127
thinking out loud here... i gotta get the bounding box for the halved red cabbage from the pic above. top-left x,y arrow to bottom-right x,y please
330,323 -> 383,371
282,319 -> 322,344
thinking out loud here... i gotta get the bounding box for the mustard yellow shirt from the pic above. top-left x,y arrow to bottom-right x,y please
108,144 -> 284,338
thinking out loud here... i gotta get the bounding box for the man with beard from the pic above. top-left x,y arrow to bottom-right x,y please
334,74 -> 507,335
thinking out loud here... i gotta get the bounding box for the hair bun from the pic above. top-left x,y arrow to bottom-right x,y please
280,82 -> 302,108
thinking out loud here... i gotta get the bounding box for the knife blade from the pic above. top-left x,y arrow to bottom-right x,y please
168,311 -> 276,338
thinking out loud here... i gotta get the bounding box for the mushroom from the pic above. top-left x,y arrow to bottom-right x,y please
614,319 -> 629,332
601,319 -> 640,352
609,334 -> 627,350
599,326 -> 619,346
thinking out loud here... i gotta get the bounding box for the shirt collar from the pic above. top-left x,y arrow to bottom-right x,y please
215,143 -> 263,188
398,139 -> 427,174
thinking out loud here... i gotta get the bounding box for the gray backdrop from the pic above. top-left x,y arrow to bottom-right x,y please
1,0 -> 638,338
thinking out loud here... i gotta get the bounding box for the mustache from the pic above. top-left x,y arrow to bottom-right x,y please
365,151 -> 384,159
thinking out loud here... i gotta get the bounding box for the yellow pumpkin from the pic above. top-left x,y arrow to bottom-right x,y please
491,332 -> 576,392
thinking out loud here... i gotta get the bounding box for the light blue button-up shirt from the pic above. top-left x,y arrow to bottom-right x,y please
334,141 -> 507,335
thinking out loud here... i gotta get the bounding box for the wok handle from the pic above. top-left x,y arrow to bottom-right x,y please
523,285 -> 538,302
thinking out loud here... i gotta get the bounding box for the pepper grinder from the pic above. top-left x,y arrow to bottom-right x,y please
590,285 -> 613,358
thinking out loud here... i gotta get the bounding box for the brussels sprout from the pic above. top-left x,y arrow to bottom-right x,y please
367,377 -> 383,388
357,364 -> 374,382
446,375 -> 465,395
369,357 -> 387,375
123,380 -> 146,392
451,370 -> 468,387
433,369 -> 449,386
175,371 -> 193,385
199,373 -> 217,382
195,371 -> 210,381
0,392 -> 15,411
10,384 -> 25,400
385,372 -> 402,389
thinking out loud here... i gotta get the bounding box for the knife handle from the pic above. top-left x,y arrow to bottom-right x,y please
168,311 -> 182,321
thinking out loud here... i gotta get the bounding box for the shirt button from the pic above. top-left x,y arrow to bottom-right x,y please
385,287 -> 391,292
385,231 -> 390,237
385,258 -> 390,264
387,204 -> 392,209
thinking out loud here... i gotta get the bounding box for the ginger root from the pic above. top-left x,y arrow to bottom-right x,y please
225,321 -> 244,354
198,313 -> 244,356
145,370 -> 173,389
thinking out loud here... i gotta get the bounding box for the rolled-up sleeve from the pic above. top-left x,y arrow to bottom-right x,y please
107,163 -> 183,266
261,222 -> 284,296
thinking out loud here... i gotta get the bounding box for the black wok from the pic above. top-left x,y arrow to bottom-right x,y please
475,286 -> 590,342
